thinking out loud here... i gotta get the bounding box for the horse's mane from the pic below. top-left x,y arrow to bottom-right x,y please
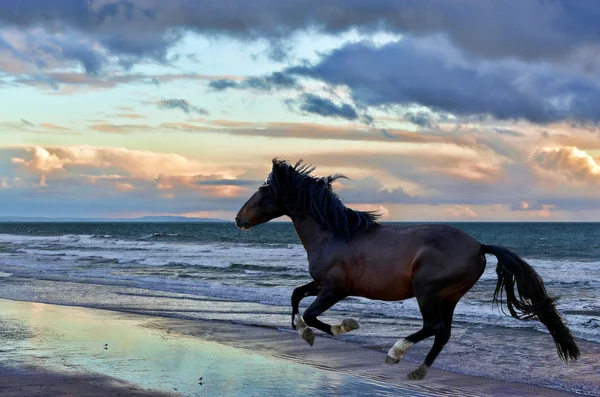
263,158 -> 380,240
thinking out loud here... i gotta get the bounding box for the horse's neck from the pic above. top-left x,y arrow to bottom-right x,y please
292,214 -> 330,252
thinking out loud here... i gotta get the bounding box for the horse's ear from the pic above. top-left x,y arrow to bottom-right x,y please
328,173 -> 349,183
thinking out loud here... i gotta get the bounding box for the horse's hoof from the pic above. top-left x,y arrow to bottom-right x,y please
332,318 -> 360,335
407,365 -> 428,380
385,355 -> 399,365
301,327 -> 315,346
341,318 -> 360,332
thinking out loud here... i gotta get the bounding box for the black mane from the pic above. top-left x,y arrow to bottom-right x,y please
263,159 -> 380,240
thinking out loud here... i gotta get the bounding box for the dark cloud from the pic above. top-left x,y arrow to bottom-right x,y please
47,35 -> 106,74
296,94 -> 358,120
157,99 -> 208,115
208,72 -> 298,92
3,0 -> 600,74
286,36 -> 600,124
208,79 -> 240,91
404,111 -> 434,128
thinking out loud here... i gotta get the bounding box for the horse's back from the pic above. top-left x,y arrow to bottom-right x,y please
332,223 -> 484,301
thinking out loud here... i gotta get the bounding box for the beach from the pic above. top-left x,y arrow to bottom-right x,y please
0,222 -> 599,396
0,298 -> 591,397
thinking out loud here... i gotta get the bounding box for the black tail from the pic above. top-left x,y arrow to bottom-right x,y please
481,244 -> 580,362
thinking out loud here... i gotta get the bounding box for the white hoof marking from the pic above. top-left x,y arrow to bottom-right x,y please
294,315 -> 314,346
386,339 -> 414,363
294,314 -> 307,332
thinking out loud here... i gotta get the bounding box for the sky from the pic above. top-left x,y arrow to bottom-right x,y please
2,0 -> 600,221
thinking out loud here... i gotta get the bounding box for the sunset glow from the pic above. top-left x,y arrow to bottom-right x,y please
2,1 -> 600,221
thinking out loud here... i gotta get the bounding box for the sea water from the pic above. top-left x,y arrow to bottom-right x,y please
0,222 -> 598,394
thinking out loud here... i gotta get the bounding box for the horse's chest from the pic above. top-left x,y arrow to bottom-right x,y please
307,260 -> 327,282
307,253 -> 366,290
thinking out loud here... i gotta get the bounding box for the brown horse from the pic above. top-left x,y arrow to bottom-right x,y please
235,159 -> 580,380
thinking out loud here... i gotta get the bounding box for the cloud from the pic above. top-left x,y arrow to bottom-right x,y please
445,205 -> 478,218
334,177 -> 416,204
287,35 -> 600,124
534,146 -> 600,183
12,72 -> 237,92
404,111 -> 434,128
11,147 -> 66,173
115,181 -> 135,192
509,201 -> 545,211
3,0 -> 600,69
492,127 -> 525,137
10,145 -> 239,180
295,94 -> 359,120
39,123 -> 70,131
115,113 -> 145,119
0,121 -> 79,136
154,174 -> 250,198
82,119 -> 518,161
90,123 -> 152,134
157,98 -> 208,115
208,72 -> 298,92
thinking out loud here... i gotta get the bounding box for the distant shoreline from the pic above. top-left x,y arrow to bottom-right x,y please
0,216 -> 231,223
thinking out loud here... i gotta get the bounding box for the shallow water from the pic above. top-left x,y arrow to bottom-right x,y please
0,299 -> 457,397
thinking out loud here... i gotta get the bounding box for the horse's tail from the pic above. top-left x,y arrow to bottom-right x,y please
481,244 -> 580,362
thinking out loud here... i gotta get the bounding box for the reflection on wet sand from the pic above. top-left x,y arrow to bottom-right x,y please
0,299 -> 586,397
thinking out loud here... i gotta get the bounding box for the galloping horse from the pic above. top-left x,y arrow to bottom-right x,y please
235,159 -> 580,380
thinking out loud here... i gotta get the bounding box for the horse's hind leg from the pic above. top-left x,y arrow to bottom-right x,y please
296,288 -> 351,346
291,281 -> 321,330
385,294 -> 442,366
407,298 -> 457,380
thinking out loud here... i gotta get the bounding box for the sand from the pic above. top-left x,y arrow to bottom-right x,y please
0,298 -> 589,397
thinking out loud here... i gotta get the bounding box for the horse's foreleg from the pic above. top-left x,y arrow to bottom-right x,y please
297,289 -> 348,346
291,281 -> 321,330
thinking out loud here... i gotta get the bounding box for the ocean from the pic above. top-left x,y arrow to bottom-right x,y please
0,222 -> 598,395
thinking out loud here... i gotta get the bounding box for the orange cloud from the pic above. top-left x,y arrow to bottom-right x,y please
154,174 -> 248,197
445,205 -> 478,218
40,123 -> 70,131
12,147 -> 66,173
346,203 -> 390,219
11,145 -> 240,180
534,146 -> 600,183
115,181 -> 135,192
90,124 -> 152,134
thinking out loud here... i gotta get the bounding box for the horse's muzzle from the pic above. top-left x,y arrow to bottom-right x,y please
235,217 -> 252,230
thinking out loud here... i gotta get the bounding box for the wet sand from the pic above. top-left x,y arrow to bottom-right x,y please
0,367 -> 177,397
0,299 -> 589,396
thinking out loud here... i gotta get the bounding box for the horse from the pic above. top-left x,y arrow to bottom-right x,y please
235,158 -> 580,380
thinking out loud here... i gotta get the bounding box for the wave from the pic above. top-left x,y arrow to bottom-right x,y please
0,231 -> 598,344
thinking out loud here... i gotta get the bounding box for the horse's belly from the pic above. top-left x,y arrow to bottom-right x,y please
352,273 -> 415,301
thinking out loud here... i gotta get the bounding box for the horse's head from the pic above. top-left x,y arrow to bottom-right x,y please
235,159 -> 287,230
